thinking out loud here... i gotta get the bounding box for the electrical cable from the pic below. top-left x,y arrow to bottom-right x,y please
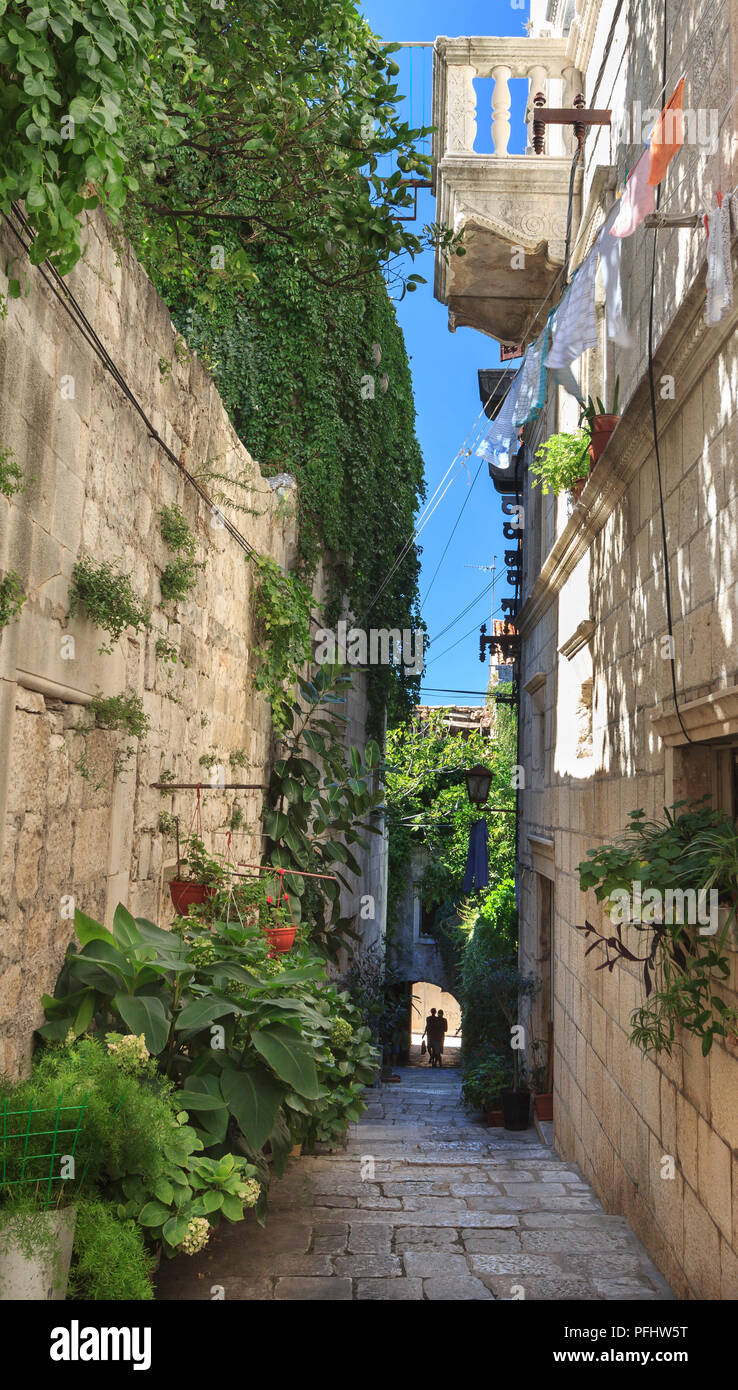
360,395 -> 496,622
429,577 -> 494,645
3,203 -> 264,566
426,603 -> 505,668
420,454 -> 485,611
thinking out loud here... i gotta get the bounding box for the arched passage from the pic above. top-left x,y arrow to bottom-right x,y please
410,981 -> 462,1067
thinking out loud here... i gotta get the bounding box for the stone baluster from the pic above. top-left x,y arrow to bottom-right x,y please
445,64 -> 477,155
527,64 -> 547,153
562,64 -> 583,156
491,64 -> 512,155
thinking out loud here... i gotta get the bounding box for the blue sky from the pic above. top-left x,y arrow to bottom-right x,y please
358,0 -> 529,705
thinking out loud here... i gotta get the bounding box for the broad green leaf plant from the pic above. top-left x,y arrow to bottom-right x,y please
40,900 -> 378,1179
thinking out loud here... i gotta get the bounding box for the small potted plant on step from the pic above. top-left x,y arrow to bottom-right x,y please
461,1055 -> 508,1126
486,964 -> 539,1131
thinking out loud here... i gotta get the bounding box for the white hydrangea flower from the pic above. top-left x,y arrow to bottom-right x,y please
106,1032 -> 150,1070
181,1217 -> 211,1255
238,1177 -> 261,1209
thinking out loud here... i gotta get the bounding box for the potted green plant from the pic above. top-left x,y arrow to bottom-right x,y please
579,377 -> 620,466
530,429 -> 590,501
461,1055 -> 508,1126
209,873 -> 299,952
169,832 -> 225,914
485,964 -> 539,1131
577,800 -> 738,1056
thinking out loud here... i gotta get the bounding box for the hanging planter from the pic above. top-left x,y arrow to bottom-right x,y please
169,880 -> 216,914
233,863 -> 340,956
168,818 -> 225,915
263,875 -> 297,953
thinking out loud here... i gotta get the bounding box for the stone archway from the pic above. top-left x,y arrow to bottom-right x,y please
409,981 -> 462,1068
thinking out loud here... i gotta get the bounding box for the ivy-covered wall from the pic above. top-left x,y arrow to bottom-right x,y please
141,237 -> 426,729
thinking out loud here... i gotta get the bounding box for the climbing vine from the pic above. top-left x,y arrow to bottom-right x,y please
148,239 -> 425,730
251,556 -> 313,735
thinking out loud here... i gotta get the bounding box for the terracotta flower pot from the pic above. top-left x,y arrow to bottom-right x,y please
169,880 -> 215,914
485,1108 -> 504,1127
533,1092 -> 554,1123
571,475 -> 589,504
263,924 -> 296,953
588,414 -> 619,465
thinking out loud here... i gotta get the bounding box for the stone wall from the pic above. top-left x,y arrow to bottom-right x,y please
0,209 -> 384,1077
514,0 -> 738,1301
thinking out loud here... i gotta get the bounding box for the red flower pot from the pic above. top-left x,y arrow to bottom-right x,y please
263,925 -> 297,954
571,474 -> 589,504
485,1109 -> 504,1127
534,1092 -> 554,1123
169,880 -> 215,914
588,414 -> 619,466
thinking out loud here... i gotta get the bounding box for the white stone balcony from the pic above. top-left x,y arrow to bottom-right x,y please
432,36 -> 584,343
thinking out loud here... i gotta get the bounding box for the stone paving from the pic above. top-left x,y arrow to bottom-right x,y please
157,1065 -> 673,1301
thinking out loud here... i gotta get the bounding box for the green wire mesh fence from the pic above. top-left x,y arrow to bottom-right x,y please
0,1094 -> 88,1209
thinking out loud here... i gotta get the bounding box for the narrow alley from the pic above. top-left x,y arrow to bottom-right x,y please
158,1067 -> 672,1302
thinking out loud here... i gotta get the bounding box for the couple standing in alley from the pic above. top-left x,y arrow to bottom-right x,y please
422,1007 -> 447,1067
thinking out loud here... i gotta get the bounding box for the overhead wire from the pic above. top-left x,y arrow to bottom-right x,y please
420,454 -> 485,611
429,576 -> 495,645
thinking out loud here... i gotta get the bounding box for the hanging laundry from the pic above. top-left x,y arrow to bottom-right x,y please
545,248 -> 598,371
597,204 -> 634,347
512,324 -> 549,427
610,150 -> 655,238
462,818 -> 489,893
546,363 -> 585,403
476,357 -> 525,467
705,195 -> 734,325
647,76 -> 685,186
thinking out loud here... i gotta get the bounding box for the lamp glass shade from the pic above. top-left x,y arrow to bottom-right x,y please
465,764 -> 493,806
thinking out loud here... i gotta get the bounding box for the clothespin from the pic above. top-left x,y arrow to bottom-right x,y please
716,190 -> 723,209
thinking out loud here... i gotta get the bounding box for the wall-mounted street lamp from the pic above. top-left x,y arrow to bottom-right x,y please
464,764 -> 493,807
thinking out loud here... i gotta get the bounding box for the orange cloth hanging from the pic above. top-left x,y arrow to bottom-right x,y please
647,77 -> 685,186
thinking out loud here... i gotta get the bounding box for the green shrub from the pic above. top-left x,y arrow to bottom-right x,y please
530,430 -> 589,495
0,446 -> 24,498
0,570 -> 25,628
159,503 -> 197,557
68,1201 -> 155,1301
68,556 -> 152,655
89,690 -> 150,740
160,556 -> 203,603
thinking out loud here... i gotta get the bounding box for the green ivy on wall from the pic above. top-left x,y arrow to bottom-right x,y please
146,234 -> 425,731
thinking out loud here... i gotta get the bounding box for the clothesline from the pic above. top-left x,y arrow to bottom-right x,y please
477,76 -> 738,469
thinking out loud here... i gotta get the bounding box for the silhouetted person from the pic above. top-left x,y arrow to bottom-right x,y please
421,1008 -> 437,1064
436,1009 -> 448,1067
425,1008 -> 443,1067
